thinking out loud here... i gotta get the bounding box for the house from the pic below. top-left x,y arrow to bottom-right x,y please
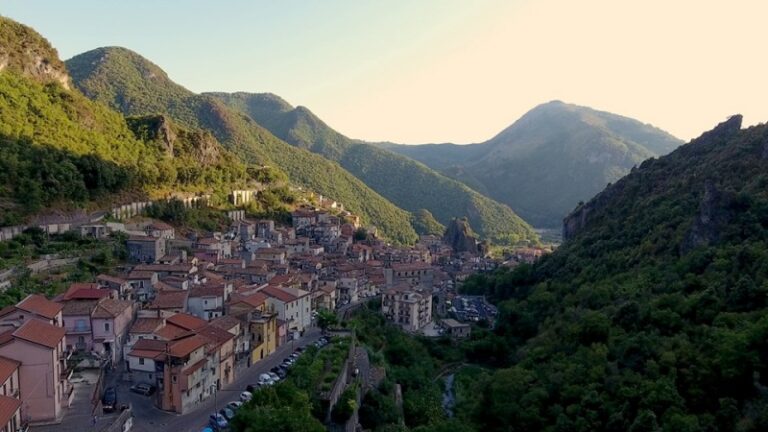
261,285 -> 311,336
187,283 -> 232,321
0,320 -> 70,424
0,356 -> 22,432
96,274 -> 131,299
384,262 -> 434,288
313,283 -> 337,311
147,290 -> 189,314
381,284 -> 433,332
248,311 -> 277,364
253,248 -> 287,265
440,318 -> 471,339
159,335 -> 210,413
0,294 -> 63,328
145,221 -> 175,240
91,299 -> 134,364
126,270 -> 158,301
126,236 -> 167,263
60,300 -> 98,352
197,326 -> 236,388
124,317 -> 165,362
209,316 -> 244,363
125,339 -> 165,389
79,224 -> 111,239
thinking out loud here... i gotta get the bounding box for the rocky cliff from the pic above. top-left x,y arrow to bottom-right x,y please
443,218 -> 479,254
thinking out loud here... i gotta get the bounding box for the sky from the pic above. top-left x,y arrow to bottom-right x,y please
3,0 -> 767,143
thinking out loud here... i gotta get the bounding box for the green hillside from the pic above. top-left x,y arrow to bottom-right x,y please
0,17 -> 258,226
66,47 -> 417,244
383,101 -> 682,227
206,92 -> 538,244
461,116 -> 768,430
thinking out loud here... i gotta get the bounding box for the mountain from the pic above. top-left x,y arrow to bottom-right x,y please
205,92 -> 538,244
0,17 -> 252,226
462,116 -> 768,430
65,47 -> 418,244
382,101 -> 683,227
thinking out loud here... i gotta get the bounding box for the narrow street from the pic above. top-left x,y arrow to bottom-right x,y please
115,328 -> 322,432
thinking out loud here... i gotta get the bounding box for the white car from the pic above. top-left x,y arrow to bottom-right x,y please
258,373 -> 274,386
240,391 -> 253,402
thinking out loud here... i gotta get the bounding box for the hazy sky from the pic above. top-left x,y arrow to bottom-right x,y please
4,0 -> 767,143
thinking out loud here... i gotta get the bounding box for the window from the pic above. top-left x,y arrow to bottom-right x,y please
139,358 -> 145,365
172,375 -> 177,383
149,374 -> 153,380
104,322 -> 110,332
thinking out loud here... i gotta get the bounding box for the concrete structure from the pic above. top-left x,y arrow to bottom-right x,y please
261,286 -> 311,335
126,236 -> 167,263
440,318 -> 471,339
381,285 -> 433,332
384,262 -> 434,288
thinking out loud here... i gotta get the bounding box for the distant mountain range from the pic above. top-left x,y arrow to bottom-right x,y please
65,47 -> 538,244
204,92 -> 535,243
380,101 -> 683,227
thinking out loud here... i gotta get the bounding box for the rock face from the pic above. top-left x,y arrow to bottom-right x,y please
0,17 -> 70,89
681,180 -> 734,254
443,218 -> 479,254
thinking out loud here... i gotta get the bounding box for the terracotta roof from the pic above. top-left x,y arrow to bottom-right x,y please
0,356 -> 19,385
168,335 -> 206,358
182,358 -> 207,376
61,300 -> 99,316
189,284 -> 225,298
166,313 -> 207,331
91,299 -> 132,319
154,325 -> 190,340
229,292 -> 267,309
62,283 -> 111,301
148,291 -> 188,310
198,325 -> 234,350
135,264 -> 195,273
13,319 -> 65,349
130,318 -> 164,334
128,270 -> 156,280
148,221 -> 174,231
260,285 -> 298,303
15,294 -> 62,319
97,274 -> 127,285
209,316 -> 240,332
0,395 -> 21,427
129,339 -> 167,360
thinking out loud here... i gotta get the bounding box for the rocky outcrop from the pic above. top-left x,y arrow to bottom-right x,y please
0,17 -> 70,89
681,180 -> 734,254
443,218 -> 479,254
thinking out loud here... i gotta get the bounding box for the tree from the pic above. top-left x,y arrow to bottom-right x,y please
316,309 -> 338,331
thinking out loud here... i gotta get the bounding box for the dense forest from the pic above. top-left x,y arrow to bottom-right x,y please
456,116 -> 768,430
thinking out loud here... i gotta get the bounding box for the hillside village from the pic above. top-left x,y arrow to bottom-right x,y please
0,196 -> 546,431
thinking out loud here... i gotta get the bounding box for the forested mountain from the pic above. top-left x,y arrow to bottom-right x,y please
461,116 -> 768,430
203,92 -> 537,243
65,47 -> 418,243
382,101 -> 682,227
0,17 -> 252,226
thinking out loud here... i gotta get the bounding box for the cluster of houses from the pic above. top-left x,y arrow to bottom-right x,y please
0,202 -> 527,428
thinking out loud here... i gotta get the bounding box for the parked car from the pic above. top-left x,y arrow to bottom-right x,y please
268,372 -> 280,382
102,387 -> 117,412
258,373 -> 274,386
219,407 -> 236,421
209,413 -> 228,430
226,401 -> 243,411
240,391 -> 253,402
129,383 -> 155,396
275,368 -> 287,379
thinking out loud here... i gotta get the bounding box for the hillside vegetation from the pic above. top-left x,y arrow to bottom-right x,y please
66,47 -> 418,243
459,116 -> 768,430
206,92 -> 538,243
383,101 -> 682,227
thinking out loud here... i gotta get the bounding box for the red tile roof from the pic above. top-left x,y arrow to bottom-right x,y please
0,356 -> 19,385
168,335 -> 206,358
148,291 -> 188,310
91,299 -> 132,319
13,319 -> 65,349
260,285 -> 298,303
229,292 -> 267,309
154,325 -> 190,341
166,313 -> 207,331
0,395 -> 21,427
15,294 -> 63,319
130,318 -> 164,334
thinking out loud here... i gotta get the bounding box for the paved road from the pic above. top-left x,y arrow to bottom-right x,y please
124,328 -> 322,432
